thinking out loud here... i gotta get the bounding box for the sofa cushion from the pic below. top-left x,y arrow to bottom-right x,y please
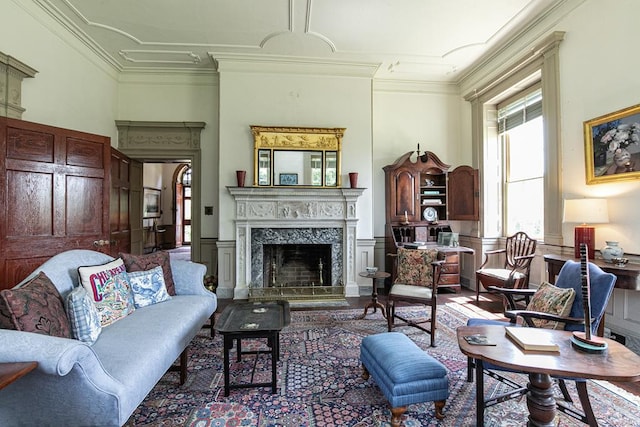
0,272 -> 71,338
66,286 -> 102,344
78,258 -> 135,326
128,266 -> 171,308
526,281 -> 576,329
120,252 -> 176,295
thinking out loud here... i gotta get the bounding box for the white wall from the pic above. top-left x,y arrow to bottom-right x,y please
117,73 -> 219,238
217,70 -> 374,240
1,1 -> 118,139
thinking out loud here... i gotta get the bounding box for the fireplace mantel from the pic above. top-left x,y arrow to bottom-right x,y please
228,186 -> 365,299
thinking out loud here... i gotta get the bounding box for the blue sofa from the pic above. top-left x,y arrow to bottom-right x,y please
0,249 -> 217,427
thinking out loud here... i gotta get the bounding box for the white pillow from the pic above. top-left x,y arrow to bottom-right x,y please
66,286 -> 102,344
127,266 -> 172,308
78,258 -> 135,326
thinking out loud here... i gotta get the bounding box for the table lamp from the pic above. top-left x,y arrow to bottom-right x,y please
562,198 -> 609,259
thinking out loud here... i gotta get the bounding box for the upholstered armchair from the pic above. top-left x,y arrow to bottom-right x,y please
386,247 -> 443,347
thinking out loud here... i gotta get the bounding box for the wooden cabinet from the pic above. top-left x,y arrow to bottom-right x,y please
383,151 -> 479,287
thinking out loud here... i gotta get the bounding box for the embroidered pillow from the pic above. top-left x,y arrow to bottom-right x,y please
78,258 -> 135,326
526,281 -> 576,330
394,247 -> 440,287
0,272 -> 71,338
128,266 -> 171,308
119,252 -> 176,296
66,286 -> 102,344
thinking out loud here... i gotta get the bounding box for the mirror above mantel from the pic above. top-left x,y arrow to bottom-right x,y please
251,125 -> 345,187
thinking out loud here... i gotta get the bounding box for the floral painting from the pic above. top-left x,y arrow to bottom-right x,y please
584,104 -> 640,184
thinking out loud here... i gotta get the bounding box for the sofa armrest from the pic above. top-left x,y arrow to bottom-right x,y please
0,330 -> 113,379
171,259 -> 213,297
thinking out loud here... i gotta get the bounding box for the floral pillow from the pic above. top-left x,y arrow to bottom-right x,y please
66,286 -> 102,344
0,272 -> 71,338
119,252 -> 176,296
526,281 -> 576,330
127,266 -> 171,308
78,258 -> 135,327
394,247 -> 440,287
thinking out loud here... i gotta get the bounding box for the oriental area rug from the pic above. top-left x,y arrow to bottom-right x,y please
125,304 -> 640,426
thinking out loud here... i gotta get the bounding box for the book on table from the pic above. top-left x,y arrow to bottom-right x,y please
402,242 -> 431,249
505,326 -> 560,352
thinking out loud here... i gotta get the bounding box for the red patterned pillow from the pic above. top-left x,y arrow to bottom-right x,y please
0,272 -> 71,338
119,252 -> 176,295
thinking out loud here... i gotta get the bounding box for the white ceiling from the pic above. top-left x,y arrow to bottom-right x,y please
38,0 -> 561,81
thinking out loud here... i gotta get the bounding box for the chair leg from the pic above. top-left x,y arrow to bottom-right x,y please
467,357 -> 474,382
386,302 -> 394,331
429,302 -> 436,347
476,277 -> 481,303
576,381 -> 598,427
558,379 -> 573,403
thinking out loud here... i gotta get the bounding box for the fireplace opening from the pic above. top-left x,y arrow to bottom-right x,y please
263,244 -> 331,287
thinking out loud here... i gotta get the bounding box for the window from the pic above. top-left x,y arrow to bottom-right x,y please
498,87 -> 544,238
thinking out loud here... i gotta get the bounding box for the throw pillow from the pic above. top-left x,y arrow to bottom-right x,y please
0,272 -> 71,338
119,252 -> 176,296
526,281 -> 576,330
128,266 -> 172,308
394,247 -> 440,287
78,258 -> 136,326
66,286 -> 102,344
0,297 -> 15,330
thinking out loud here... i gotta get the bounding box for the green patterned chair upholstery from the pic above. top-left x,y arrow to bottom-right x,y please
386,247 -> 443,347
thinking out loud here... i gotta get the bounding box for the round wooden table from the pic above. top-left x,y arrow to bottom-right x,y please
358,271 -> 390,319
457,325 -> 640,426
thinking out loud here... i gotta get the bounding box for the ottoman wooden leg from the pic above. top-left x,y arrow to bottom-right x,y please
362,365 -> 370,380
390,406 -> 406,427
434,400 -> 446,420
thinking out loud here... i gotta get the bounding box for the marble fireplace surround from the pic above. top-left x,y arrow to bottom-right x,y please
228,187 -> 365,299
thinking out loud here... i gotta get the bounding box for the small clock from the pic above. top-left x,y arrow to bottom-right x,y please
423,207 -> 438,222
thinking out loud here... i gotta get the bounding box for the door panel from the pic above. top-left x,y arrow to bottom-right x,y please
109,148 -> 132,257
0,117 -> 111,290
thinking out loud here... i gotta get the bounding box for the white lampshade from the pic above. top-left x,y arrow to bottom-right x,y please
563,198 -> 609,225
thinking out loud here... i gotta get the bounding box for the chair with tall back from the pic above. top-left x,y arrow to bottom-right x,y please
475,231 -> 537,303
466,255 -> 617,426
386,247 -> 443,347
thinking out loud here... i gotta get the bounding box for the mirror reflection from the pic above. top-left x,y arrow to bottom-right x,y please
252,126 -> 345,187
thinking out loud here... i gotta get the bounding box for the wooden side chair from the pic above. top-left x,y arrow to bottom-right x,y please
466,258 -> 616,426
386,247 -> 443,347
475,231 -> 537,303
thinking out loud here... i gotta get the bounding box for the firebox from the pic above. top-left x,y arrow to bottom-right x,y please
262,244 -> 331,287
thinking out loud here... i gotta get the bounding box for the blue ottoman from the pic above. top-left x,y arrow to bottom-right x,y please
360,332 -> 449,426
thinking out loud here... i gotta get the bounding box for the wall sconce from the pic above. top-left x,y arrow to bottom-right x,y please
563,198 -> 609,259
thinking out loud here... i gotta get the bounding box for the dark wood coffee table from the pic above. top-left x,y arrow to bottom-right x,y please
458,325 -> 640,427
215,300 -> 290,396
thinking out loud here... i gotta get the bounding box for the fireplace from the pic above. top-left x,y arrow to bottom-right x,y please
228,187 -> 364,301
262,244 -> 332,287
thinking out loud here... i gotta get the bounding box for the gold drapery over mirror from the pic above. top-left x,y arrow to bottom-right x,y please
251,126 -> 345,187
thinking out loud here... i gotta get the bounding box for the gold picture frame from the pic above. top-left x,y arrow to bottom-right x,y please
584,104 -> 640,184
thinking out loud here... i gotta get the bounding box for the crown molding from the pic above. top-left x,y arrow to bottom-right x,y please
210,53 -> 380,78
373,79 -> 460,95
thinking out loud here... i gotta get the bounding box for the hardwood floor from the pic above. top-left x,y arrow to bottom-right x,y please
214,287 -> 640,397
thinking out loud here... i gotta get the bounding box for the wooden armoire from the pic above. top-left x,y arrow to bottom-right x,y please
383,151 -> 479,282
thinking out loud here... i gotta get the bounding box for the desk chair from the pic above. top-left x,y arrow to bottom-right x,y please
386,247 -> 443,347
467,259 -> 616,426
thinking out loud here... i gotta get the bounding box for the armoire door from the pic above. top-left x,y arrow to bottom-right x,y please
0,117 -> 111,289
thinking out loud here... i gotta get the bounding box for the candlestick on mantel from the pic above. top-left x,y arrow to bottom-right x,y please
404,211 -> 408,223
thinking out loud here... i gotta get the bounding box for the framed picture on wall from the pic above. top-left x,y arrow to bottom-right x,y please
584,104 -> 640,184
143,187 -> 161,218
279,173 -> 298,186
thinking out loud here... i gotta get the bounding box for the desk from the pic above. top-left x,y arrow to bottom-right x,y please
215,300 -> 290,396
544,254 -> 640,291
358,271 -> 390,319
458,325 -> 640,427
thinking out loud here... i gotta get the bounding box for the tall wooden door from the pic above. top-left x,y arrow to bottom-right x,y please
109,148 -> 131,257
0,118 -> 111,290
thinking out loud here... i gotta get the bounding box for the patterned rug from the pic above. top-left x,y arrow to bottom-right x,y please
125,303 -> 640,426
